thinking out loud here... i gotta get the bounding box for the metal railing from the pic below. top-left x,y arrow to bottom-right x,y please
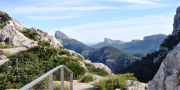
19,65 -> 73,90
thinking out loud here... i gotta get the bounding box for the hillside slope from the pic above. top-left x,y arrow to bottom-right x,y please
55,31 -> 96,58
87,46 -> 139,63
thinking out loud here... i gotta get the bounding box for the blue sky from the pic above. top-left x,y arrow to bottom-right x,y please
1,0 -> 180,44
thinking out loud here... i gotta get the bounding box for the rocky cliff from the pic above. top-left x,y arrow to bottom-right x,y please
104,38 -> 125,44
149,42 -> 180,90
172,6 -> 180,36
106,55 -> 135,74
0,19 -> 62,48
149,6 -> 180,90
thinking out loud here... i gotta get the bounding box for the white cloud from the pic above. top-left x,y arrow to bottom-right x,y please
114,0 -> 157,4
9,6 -> 117,14
29,15 -> 86,20
54,14 -> 173,42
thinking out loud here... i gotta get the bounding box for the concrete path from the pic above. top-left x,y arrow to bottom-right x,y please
73,82 -> 97,90
73,85 -> 97,90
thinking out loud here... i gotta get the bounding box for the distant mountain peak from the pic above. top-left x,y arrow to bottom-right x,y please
104,38 -> 125,44
143,34 -> 167,41
55,31 -> 70,40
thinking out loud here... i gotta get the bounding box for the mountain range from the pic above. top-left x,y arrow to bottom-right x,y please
91,34 -> 166,57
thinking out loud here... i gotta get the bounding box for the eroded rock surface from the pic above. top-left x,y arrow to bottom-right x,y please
106,55 -> 135,74
149,42 -> 180,90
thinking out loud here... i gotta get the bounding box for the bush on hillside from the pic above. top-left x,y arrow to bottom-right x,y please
0,12 -> 12,21
81,75 -> 93,83
0,42 -> 86,89
85,63 -> 108,77
93,73 -> 137,90
0,42 -> 15,49
19,29 -> 39,41
0,24 -> 5,28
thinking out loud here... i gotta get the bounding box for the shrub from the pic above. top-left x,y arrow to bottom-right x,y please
0,12 -> 12,21
81,75 -> 93,83
0,24 -> 5,28
85,63 -> 108,77
53,83 -> 69,90
59,50 -> 72,57
0,42 -> 14,49
93,73 -> 137,90
2,51 -> 13,58
19,29 -> 39,41
0,46 -> 86,89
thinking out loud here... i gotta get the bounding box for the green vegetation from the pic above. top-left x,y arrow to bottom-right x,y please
93,73 -> 137,90
0,12 -> 12,21
0,42 -> 15,49
2,51 -> 13,58
88,46 -> 139,63
85,63 -> 109,77
0,41 -> 86,89
0,24 -> 5,28
53,84 -> 69,90
81,75 -> 93,83
19,28 -> 39,41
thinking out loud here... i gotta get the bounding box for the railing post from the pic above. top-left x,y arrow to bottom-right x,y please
49,73 -> 53,90
70,72 -> 73,90
61,66 -> 64,90
16,58 -> 18,69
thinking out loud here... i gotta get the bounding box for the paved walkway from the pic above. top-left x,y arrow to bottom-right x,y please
73,82 -> 97,90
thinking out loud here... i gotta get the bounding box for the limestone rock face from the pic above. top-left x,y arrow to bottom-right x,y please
29,27 -> 62,48
106,55 -> 135,74
68,50 -> 85,59
92,63 -> 112,75
172,6 -> 180,36
11,19 -> 24,31
126,80 -> 149,90
0,20 -> 38,48
149,42 -> 180,90
78,61 -> 88,71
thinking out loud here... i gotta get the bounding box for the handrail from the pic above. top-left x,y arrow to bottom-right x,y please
19,65 -> 73,90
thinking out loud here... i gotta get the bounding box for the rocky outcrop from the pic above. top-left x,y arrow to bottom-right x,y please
29,27 -> 63,48
93,75 -> 107,82
11,19 -> 24,31
172,6 -> 180,36
106,55 -> 135,74
0,20 -> 38,48
126,80 -> 149,90
68,50 -> 85,59
78,61 -> 88,71
91,63 -> 112,75
149,42 -> 180,90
